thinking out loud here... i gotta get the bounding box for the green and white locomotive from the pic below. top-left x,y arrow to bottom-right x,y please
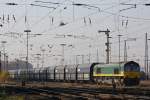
93,61 -> 140,86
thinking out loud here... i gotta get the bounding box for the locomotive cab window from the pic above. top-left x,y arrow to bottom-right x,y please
114,68 -> 119,74
96,68 -> 101,74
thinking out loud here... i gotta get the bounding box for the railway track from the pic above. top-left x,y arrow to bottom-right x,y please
37,87 -> 150,99
2,84 -> 150,100
1,82 -> 150,99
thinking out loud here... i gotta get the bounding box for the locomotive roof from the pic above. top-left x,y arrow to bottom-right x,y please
95,63 -> 124,68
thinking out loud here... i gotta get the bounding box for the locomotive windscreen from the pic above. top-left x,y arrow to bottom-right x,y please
124,61 -> 140,72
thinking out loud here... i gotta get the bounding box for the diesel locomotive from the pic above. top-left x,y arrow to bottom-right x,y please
9,61 -> 141,86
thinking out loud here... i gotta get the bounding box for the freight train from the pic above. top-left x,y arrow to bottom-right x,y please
9,61 -> 141,86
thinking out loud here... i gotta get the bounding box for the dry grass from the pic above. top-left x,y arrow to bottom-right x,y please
0,72 -> 9,83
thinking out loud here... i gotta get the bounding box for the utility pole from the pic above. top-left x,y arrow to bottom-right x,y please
6,55 -> 8,71
145,33 -> 148,79
60,44 -> 66,66
16,59 -> 19,70
88,45 -> 92,64
124,38 -> 136,63
76,55 -> 78,64
4,53 -> 5,71
72,0 -> 75,21
124,40 -> 127,62
24,29 -> 31,77
36,54 -> 41,68
96,49 -> 99,62
118,35 -> 123,67
109,43 -> 112,63
89,53 -> 91,64
1,41 -> 7,71
41,49 -> 45,68
0,51 -> 1,72
148,39 -> 150,77
76,55 -> 84,64
98,29 -> 110,64
81,55 -> 84,64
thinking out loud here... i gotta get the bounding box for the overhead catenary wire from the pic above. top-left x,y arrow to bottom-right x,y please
13,0 -> 148,51
3,5 -> 149,42
0,0 -> 150,65
36,2 -> 150,38
5,0 -> 150,36
30,0 -> 69,29
3,0 -> 150,32
2,0 -> 134,35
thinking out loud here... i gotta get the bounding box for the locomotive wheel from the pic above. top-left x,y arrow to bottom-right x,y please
134,78 -> 140,85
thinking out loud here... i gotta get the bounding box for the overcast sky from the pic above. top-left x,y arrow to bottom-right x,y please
0,0 -> 150,67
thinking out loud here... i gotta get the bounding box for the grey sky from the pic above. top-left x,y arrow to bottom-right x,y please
0,0 -> 150,67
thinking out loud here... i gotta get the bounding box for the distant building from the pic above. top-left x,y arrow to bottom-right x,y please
0,60 -> 33,71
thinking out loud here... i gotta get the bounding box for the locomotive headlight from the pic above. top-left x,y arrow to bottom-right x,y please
78,69 -> 80,72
